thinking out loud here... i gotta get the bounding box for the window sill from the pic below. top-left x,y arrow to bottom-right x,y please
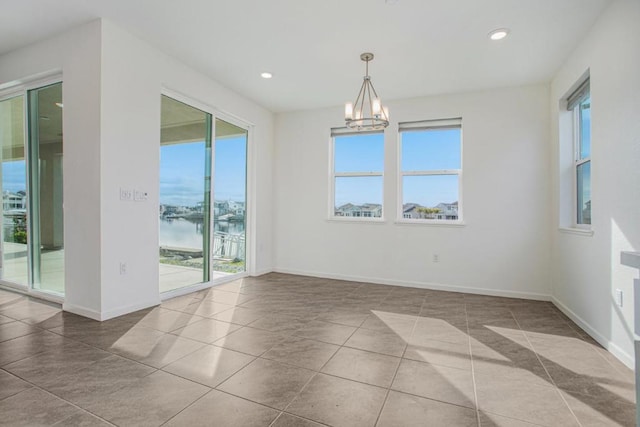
558,227 -> 594,237
327,217 -> 386,224
395,220 -> 466,227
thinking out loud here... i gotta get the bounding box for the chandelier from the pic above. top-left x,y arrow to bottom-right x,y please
345,52 -> 389,131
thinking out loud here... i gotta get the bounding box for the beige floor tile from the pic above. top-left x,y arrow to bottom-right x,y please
164,389 -> 279,427
345,328 -> 407,357
475,372 -> 579,426
404,336 -> 472,370
271,413 -> 326,427
0,321 -> 39,343
136,307 -> 206,332
0,388 -> 82,426
163,345 -> 255,387
262,336 -> 339,371
561,390 -> 636,427
214,326 -> 286,356
0,370 -> 32,401
286,373 -> 387,427
211,306 -> 265,325
0,331 -> 67,367
378,390 -> 478,427
83,370 -> 209,426
218,358 -> 314,409
171,318 -> 242,343
108,326 -> 205,368
294,320 -> 357,346
392,358 -> 476,408
321,346 -> 400,387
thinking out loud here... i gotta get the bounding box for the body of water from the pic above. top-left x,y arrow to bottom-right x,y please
159,218 -> 244,249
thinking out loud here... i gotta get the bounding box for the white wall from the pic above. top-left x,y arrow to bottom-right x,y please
550,0 -> 640,368
98,21 -> 275,317
274,84 -> 551,299
0,20 -> 275,320
0,21 -> 103,316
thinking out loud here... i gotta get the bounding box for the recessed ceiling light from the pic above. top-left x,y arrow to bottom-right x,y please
55,102 -> 63,108
488,28 -> 510,41
260,72 -> 273,79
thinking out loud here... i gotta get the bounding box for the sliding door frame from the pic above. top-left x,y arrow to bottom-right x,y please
160,88 -> 254,300
0,74 -> 64,304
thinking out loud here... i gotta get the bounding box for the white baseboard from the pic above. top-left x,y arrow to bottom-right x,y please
551,296 -> 634,369
62,302 -> 103,321
100,299 -> 161,321
273,267 -> 551,301
63,299 -> 161,321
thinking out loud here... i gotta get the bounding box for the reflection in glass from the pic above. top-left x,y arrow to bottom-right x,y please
29,83 -> 64,294
334,176 -> 383,217
213,119 -> 247,274
0,96 -> 29,286
159,96 -> 211,292
577,161 -> 591,225
579,96 -> 591,160
402,175 -> 459,220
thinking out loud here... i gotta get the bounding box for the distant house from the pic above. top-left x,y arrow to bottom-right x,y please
3,191 -> 26,211
402,201 -> 458,220
335,203 -> 382,218
434,202 -> 458,220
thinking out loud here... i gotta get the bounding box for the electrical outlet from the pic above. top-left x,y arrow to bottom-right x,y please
134,190 -> 149,201
615,289 -> 623,307
433,254 -> 439,263
119,262 -> 127,275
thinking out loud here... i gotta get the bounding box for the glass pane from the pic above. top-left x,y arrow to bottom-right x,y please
212,119 -> 247,276
402,128 -> 461,171
577,161 -> 591,225
402,175 -> 459,220
0,96 -> 29,286
334,176 -> 382,217
334,133 -> 384,173
579,96 -> 590,159
159,96 -> 211,292
29,83 -> 64,294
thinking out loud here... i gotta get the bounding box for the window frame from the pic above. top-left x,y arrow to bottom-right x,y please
397,118 -> 463,225
570,85 -> 591,229
328,129 -> 385,222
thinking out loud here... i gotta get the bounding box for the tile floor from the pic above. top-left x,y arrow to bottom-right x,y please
0,273 -> 635,426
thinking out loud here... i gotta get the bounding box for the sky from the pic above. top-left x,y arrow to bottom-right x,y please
1,161 -> 26,193
159,136 -> 246,207
334,129 -> 461,208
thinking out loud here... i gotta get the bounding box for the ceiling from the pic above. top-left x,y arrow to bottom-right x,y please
0,0 -> 610,113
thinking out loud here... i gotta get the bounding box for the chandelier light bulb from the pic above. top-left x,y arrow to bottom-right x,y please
344,52 -> 390,131
345,102 -> 353,120
372,98 -> 381,116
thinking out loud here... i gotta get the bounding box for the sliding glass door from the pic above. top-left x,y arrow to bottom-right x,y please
159,96 -> 211,293
159,96 -> 248,293
29,83 -> 65,293
212,119 -> 247,276
0,95 -> 29,286
0,81 -> 64,295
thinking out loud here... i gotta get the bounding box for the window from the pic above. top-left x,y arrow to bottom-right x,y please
567,80 -> 591,226
398,118 -> 462,222
330,130 -> 384,219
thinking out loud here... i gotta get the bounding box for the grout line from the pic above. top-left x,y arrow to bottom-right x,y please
465,301 -> 482,427
0,368 -> 118,426
511,311 -> 585,427
372,310 -> 418,427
